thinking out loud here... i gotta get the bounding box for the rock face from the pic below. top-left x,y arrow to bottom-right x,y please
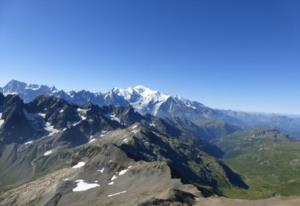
0,94 -> 42,144
0,92 -> 247,206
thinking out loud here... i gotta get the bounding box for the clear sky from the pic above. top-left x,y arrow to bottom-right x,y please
0,0 -> 300,114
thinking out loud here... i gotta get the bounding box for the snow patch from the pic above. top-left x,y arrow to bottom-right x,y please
186,104 -> 197,110
100,130 -> 108,137
77,108 -> 88,114
77,108 -> 88,121
131,124 -> 138,129
45,122 -> 60,135
118,166 -> 132,176
72,161 -> 86,169
72,121 -> 81,127
0,113 -> 4,128
24,140 -> 33,145
107,190 -> 127,197
118,168 -> 128,176
43,150 -> 53,156
3,91 -> 18,95
111,175 -> 118,181
107,113 -> 121,123
72,179 -> 100,192
88,138 -> 96,143
108,181 -> 114,185
97,168 -> 105,173
150,123 -> 156,127
80,116 -> 87,121
38,113 -> 46,118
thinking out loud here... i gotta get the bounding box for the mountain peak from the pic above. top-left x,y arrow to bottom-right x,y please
3,80 -> 27,92
3,80 -> 58,93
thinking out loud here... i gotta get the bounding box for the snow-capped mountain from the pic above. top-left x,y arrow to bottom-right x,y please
2,80 -> 300,137
0,80 -> 214,119
2,80 -> 59,101
112,85 -> 170,115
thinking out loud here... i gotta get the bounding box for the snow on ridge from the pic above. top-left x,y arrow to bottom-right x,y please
72,161 -> 86,169
72,179 -> 100,192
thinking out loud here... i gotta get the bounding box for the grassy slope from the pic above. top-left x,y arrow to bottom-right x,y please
214,129 -> 300,199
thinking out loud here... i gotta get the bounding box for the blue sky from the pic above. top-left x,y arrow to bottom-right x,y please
0,0 -> 300,114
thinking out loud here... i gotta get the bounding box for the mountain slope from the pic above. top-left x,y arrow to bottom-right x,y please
0,93 -> 248,205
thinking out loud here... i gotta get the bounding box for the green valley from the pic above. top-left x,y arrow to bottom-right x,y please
214,129 -> 300,199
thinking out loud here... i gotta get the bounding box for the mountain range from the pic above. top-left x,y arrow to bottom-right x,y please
0,92 -> 248,205
1,80 -> 300,137
1,81 -> 300,205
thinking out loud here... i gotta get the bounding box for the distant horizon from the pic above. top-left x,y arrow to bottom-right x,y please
1,79 -> 300,116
